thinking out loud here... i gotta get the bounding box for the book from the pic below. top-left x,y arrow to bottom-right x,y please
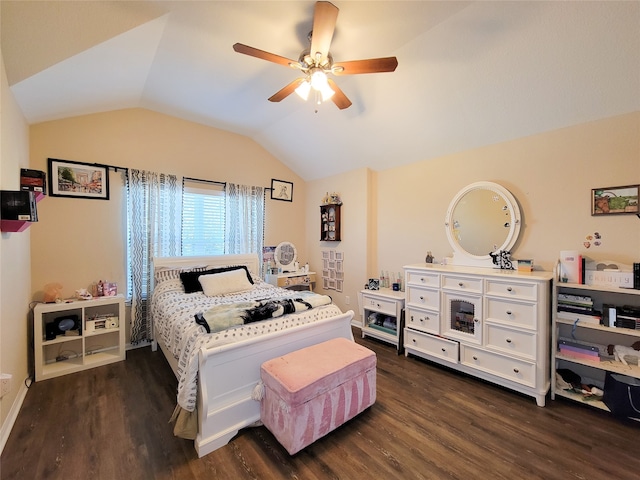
559,251 -> 582,284
557,293 -> 593,307
559,344 -> 599,357
558,339 -> 599,352
556,310 -> 602,324
559,349 -> 600,362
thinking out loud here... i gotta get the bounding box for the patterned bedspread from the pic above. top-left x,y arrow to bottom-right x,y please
150,278 -> 343,412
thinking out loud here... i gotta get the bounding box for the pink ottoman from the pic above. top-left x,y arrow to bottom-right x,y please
260,337 -> 376,455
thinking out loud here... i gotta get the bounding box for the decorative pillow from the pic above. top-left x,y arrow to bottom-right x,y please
155,266 -> 207,285
180,265 -> 254,293
199,269 -> 254,296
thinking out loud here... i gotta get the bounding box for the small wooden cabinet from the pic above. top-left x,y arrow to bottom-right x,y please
33,295 -> 126,381
361,288 -> 405,353
320,204 -> 341,241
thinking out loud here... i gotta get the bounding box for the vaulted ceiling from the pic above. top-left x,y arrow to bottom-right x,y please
2,1 -> 639,181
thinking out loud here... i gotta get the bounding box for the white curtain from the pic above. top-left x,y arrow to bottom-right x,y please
127,169 -> 180,343
225,183 -> 264,258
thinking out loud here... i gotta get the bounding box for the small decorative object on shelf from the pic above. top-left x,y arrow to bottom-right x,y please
489,250 -> 514,270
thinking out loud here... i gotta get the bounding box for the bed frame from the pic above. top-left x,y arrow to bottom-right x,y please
151,254 -> 355,457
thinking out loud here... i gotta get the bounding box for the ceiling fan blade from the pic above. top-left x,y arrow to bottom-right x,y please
332,57 -> 399,75
310,1 -> 339,65
233,43 -> 300,69
327,79 -> 352,110
268,78 -> 305,102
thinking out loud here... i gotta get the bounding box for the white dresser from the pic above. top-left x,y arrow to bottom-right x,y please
404,263 -> 553,406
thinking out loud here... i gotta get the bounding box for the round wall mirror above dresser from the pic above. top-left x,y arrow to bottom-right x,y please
445,181 -> 521,268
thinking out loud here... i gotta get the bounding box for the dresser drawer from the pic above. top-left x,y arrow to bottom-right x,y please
485,279 -> 538,302
461,345 -> 536,388
484,322 -> 536,360
362,294 -> 397,316
485,297 -> 537,329
406,286 -> 440,310
442,275 -> 483,294
406,270 -> 440,288
405,306 -> 440,335
405,329 -> 459,365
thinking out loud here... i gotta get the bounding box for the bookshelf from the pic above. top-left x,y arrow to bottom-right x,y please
551,280 -> 640,412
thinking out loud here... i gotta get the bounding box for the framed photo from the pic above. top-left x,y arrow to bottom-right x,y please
270,179 -> 293,202
48,158 -> 110,200
591,185 -> 639,215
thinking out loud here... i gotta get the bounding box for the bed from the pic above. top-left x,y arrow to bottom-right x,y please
150,253 -> 355,457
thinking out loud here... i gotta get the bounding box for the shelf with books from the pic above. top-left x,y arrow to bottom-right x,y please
551,277 -> 640,413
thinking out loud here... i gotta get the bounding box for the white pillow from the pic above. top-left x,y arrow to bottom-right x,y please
198,268 -> 254,296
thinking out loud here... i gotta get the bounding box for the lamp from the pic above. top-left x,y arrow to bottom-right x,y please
295,67 -> 334,104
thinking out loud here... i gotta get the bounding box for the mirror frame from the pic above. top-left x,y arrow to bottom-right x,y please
444,181 -> 521,268
274,241 -> 297,272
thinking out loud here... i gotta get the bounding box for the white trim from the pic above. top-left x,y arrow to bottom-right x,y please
0,379 -> 29,455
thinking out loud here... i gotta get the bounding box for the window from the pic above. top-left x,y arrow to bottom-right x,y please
181,179 -> 225,256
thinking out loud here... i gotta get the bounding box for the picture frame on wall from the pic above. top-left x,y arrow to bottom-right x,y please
591,184 -> 639,215
270,179 -> 293,202
48,158 -> 110,200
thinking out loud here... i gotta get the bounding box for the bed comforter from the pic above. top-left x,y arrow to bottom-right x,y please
151,278 -> 343,412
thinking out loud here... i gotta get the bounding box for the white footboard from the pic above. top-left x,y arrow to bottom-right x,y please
194,309 -> 355,457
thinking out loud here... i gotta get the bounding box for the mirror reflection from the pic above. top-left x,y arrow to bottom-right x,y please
275,242 -> 297,270
451,189 -> 513,256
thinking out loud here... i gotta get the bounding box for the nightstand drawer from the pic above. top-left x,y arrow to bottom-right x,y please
405,329 -> 458,365
461,345 -> 536,388
442,275 -> 483,294
405,306 -> 440,335
485,298 -> 537,329
362,294 -> 397,316
406,286 -> 440,310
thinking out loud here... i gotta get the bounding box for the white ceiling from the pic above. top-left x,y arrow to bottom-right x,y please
2,1 -> 639,181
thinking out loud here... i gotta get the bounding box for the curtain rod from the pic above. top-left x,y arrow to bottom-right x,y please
183,176 -> 226,186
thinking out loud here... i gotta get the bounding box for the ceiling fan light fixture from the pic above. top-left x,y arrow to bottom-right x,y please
310,68 -> 329,91
295,79 -> 311,100
319,83 -> 335,102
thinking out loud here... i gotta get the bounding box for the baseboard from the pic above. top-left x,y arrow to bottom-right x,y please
0,379 -> 29,455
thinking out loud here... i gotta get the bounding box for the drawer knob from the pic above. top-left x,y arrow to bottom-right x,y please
412,338 -> 416,343
507,287 -> 513,292
420,277 -> 426,283
506,310 -> 512,315
419,296 -> 424,301
458,282 -> 464,287
441,348 -> 446,352
376,303 -> 381,308
419,318 -> 424,322
513,368 -> 520,374
473,355 -> 478,360
506,338 -> 512,344
473,318 -> 479,323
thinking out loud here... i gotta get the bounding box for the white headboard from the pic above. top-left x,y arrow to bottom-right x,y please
152,254 -> 260,277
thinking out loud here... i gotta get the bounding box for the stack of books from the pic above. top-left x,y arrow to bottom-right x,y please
558,338 -> 600,362
557,293 -> 602,324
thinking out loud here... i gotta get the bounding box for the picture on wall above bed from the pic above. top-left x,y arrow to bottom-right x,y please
48,158 -> 110,200
591,185 -> 639,215
270,179 -> 293,202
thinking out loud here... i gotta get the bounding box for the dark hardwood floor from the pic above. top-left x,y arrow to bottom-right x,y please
2,329 -> 639,479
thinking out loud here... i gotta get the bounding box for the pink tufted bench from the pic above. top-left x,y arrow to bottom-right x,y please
259,337 -> 376,455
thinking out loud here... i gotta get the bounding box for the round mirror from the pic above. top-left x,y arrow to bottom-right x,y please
445,182 -> 521,267
275,242 -> 297,272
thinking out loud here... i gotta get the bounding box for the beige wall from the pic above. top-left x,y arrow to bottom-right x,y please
376,112 -> 640,273
308,112 -> 640,324
29,108 -> 307,302
0,55 -> 31,439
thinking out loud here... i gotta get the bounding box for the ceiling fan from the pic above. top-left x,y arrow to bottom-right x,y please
233,1 -> 398,110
